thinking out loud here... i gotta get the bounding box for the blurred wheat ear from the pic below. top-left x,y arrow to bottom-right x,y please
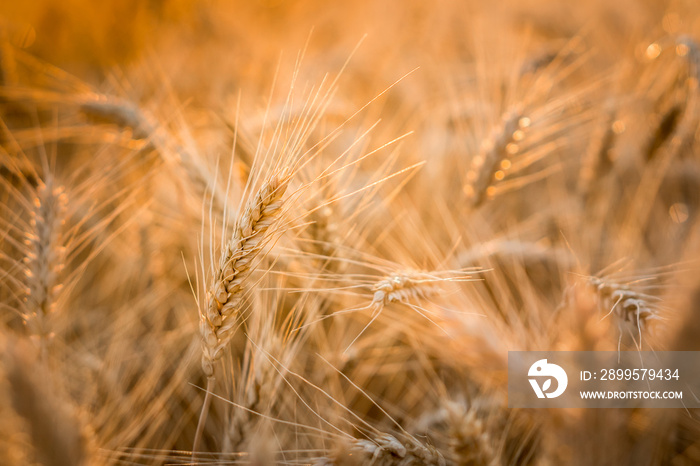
2,336 -> 91,466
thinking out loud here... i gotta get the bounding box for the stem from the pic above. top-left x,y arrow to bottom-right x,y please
192,376 -> 215,461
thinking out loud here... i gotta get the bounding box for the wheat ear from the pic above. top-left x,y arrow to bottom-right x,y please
583,276 -> 665,352
23,178 -> 67,353
193,168 -> 292,457
578,107 -> 616,197
337,269 -> 471,354
464,106 -> 527,207
315,433 -> 445,466
79,95 -> 239,220
3,337 -> 89,466
200,168 -> 292,377
588,277 -> 662,329
443,401 -> 498,466
371,271 -> 444,309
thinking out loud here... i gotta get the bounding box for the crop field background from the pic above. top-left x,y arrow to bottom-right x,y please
1,0 -> 700,465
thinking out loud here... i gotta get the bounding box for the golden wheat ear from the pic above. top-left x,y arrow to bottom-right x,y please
200,167 -> 292,378
193,167 -> 292,457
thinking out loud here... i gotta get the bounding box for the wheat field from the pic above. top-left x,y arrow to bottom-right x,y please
1,1 -> 700,465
